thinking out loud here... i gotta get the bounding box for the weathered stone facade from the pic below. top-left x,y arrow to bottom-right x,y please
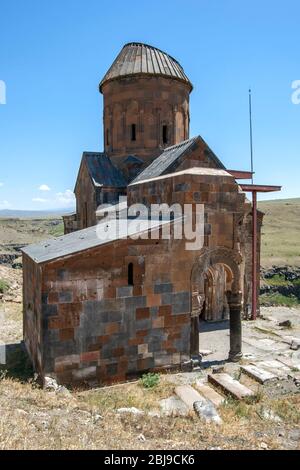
102,76 -> 191,164
23,42 -> 262,386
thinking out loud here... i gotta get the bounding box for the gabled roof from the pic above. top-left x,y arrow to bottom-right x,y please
123,155 -> 144,165
22,218 -> 172,264
100,42 -> 193,92
75,152 -> 127,191
130,136 -> 225,184
130,167 -> 232,186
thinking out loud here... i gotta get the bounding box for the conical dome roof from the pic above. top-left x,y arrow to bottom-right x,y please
99,42 -> 192,92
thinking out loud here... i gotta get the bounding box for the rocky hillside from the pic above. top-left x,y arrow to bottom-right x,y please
0,217 -> 64,266
258,198 -> 300,267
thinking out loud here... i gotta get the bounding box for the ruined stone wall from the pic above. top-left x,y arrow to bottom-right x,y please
75,162 -> 98,230
23,254 -> 43,375
102,76 -> 190,165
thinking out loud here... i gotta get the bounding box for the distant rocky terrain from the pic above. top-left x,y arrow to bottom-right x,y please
0,217 -> 64,266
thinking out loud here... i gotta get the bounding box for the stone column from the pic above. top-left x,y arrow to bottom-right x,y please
228,292 -> 243,362
190,317 -> 199,356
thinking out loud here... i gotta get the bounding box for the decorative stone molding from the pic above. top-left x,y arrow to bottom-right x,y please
191,247 -> 243,294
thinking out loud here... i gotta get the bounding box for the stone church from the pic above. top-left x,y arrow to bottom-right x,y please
22,43 -> 262,386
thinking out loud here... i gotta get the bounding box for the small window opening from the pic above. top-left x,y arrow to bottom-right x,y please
128,262 -> 134,285
83,202 -> 88,228
106,129 -> 110,146
131,124 -> 136,141
162,125 -> 168,144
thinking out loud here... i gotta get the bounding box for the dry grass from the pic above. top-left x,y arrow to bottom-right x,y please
0,368 -> 299,450
258,198 -> 300,267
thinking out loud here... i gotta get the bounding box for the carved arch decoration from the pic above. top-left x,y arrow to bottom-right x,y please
191,247 -> 242,297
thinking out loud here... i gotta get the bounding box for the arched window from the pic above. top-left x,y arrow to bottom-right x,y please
131,124 -> 136,141
162,125 -> 168,144
128,262 -> 134,285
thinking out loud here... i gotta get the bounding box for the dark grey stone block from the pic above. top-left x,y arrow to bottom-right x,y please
127,359 -> 138,373
59,291 -> 73,303
204,223 -> 211,235
193,192 -> 201,202
174,183 -> 190,192
150,306 -> 159,317
148,338 -> 163,353
136,318 -> 152,331
42,304 -> 58,318
161,293 -> 173,305
154,283 -> 173,294
172,291 -> 190,314
123,310 -> 136,337
50,339 -> 78,357
105,311 -> 123,323
106,363 -> 118,376
57,269 -> 67,281
127,345 -> 138,356
116,286 -> 133,298
125,296 -> 146,310
43,328 -> 59,343
148,328 -> 165,339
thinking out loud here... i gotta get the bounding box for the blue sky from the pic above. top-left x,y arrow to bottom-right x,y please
0,0 -> 299,210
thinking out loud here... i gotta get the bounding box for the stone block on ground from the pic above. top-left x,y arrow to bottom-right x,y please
255,359 -> 291,378
159,396 -> 189,416
208,373 -> 255,400
241,364 -> 278,384
277,357 -> 300,371
175,384 -> 222,424
175,384 -> 204,410
194,381 -> 225,407
193,399 -> 222,425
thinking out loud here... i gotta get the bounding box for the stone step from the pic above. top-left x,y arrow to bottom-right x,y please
254,360 -> 291,378
175,385 -> 222,424
277,357 -> 300,371
240,364 -> 278,384
207,373 -> 255,400
194,381 -> 225,407
175,385 -> 204,410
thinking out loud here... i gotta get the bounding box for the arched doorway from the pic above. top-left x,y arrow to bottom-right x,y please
199,263 -> 233,322
191,248 -> 243,362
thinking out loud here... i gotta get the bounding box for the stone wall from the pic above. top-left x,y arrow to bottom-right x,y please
33,231 -> 195,385
23,253 -> 43,376
75,161 -> 97,230
23,171 -> 260,386
102,76 -> 191,164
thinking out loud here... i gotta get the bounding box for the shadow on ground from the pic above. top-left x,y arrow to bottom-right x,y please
0,342 -> 34,381
199,319 -> 229,332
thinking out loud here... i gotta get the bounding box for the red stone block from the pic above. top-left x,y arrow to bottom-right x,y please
48,316 -> 61,330
112,347 -> 125,357
59,328 -> 74,341
128,337 -> 143,346
105,322 -> 120,334
158,305 -> 172,316
136,307 -> 150,320
80,351 -> 99,363
136,329 -> 148,337
146,293 -> 161,307
48,292 -> 59,304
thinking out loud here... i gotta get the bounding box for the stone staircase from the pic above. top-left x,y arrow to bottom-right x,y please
174,360 -> 300,423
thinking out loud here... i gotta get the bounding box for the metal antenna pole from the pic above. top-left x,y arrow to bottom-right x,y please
249,89 -> 254,184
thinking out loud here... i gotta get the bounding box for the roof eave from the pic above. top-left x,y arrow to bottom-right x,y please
99,73 -> 193,94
